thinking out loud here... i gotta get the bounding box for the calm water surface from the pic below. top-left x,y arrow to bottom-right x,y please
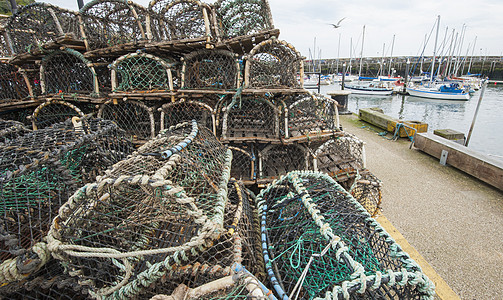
319,84 -> 503,161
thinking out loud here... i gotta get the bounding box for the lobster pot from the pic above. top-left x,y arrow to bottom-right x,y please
98,99 -> 155,142
348,171 -> 382,217
136,181 -> 265,298
47,121 -> 233,299
311,134 -> 366,183
213,0 -> 274,40
182,49 -> 240,90
41,49 -> 98,96
0,31 -> 11,57
0,62 -> 32,101
257,171 -> 436,300
3,3 -> 79,55
21,64 -> 42,97
287,93 -> 339,139
160,100 -> 215,134
0,107 -> 35,126
149,0 -> 211,42
148,264 -> 270,300
111,52 -> 175,93
228,145 -> 255,183
0,259 -> 89,299
30,100 -> 84,130
244,38 -> 303,89
0,119 -> 31,144
258,144 -> 310,180
221,95 -> 280,141
79,0 -> 148,50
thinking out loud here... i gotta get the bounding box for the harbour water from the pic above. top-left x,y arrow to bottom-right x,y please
320,84 -> 503,161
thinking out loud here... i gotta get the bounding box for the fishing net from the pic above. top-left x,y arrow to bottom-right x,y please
258,143 -> 309,180
133,180 -> 265,298
182,49 -> 240,90
347,171 -> 382,217
257,170 -> 436,299
0,258 -> 89,299
0,107 -> 35,126
311,134 -> 366,184
149,0 -> 210,42
47,120 -> 233,299
228,144 -> 255,183
21,64 -> 42,97
110,52 -> 176,93
287,93 -> 339,140
244,38 -> 303,89
0,61 -> 32,101
0,118 -> 31,144
0,31 -> 11,57
221,93 -> 280,142
41,49 -> 97,96
79,0 -> 148,51
213,0 -> 274,40
97,98 -> 155,143
3,3 -> 64,54
149,263 -> 271,299
30,100 -> 84,130
159,99 -> 215,134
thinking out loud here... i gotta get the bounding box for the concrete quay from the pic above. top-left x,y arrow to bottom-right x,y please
339,113 -> 503,300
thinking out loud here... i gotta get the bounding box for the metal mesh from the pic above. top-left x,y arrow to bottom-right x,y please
257,170 -> 436,299
80,0 -> 148,50
312,134 -> 366,183
221,94 -> 280,141
111,52 -> 175,93
4,3 -> 62,54
287,93 -> 339,139
245,38 -> 303,89
214,0 -> 273,40
41,49 -> 96,96
0,118 -> 31,144
47,120 -> 233,299
30,100 -> 84,130
160,100 -> 215,133
182,49 -> 239,90
149,0 -> 209,41
0,61 -> 31,101
258,144 -> 309,180
98,99 -> 155,142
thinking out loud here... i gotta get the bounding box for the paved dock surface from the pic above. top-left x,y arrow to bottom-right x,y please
339,114 -> 503,300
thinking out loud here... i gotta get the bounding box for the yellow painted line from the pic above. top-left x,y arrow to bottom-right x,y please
376,215 -> 460,300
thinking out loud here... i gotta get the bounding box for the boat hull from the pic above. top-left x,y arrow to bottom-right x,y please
407,87 -> 470,100
345,85 -> 393,95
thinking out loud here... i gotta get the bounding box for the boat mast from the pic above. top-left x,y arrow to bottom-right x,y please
447,31 -> 458,76
387,34 -> 395,77
358,25 -> 365,78
336,33 -> 341,74
430,15 -> 440,84
379,43 -> 385,77
349,37 -> 353,75
467,36 -> 477,74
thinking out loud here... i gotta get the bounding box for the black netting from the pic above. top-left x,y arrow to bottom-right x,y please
258,144 -> 309,179
80,0 -> 148,50
0,61 -> 31,101
182,49 -> 239,90
31,100 -> 84,130
149,0 -> 209,42
245,38 -> 303,89
0,118 -> 31,144
41,49 -> 96,96
160,100 -> 215,133
228,144 -> 255,182
98,99 -> 155,142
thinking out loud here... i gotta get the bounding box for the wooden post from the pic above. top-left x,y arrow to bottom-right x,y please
341,63 -> 346,90
404,58 -> 410,94
465,82 -> 486,146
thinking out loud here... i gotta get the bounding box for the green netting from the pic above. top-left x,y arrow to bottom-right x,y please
214,0 -> 274,39
111,52 -> 175,92
257,170 -> 435,300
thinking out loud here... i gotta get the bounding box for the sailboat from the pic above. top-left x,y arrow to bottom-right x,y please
344,26 -> 394,96
406,16 -> 470,101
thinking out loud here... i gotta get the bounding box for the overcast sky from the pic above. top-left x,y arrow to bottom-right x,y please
41,0 -> 503,59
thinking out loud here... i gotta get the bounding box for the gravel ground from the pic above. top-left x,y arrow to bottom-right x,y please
339,114 -> 503,300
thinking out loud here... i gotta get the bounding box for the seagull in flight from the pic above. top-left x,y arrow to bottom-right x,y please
330,17 -> 346,28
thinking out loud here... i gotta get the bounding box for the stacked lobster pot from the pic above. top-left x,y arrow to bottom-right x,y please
46,120 -> 267,299
0,118 -> 134,299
